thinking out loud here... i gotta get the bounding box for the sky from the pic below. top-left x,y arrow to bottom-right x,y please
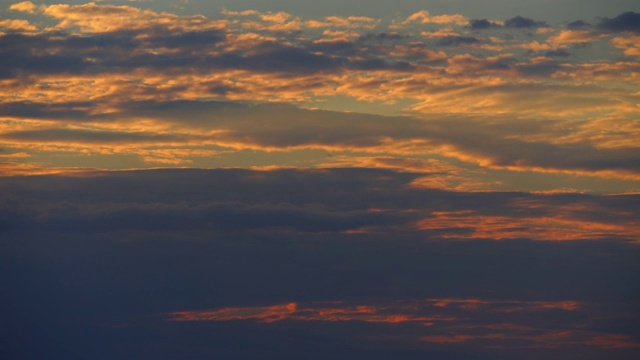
0,1 -> 639,359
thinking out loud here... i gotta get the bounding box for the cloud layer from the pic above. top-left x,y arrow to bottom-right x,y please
0,3 -> 638,192
2,168 -> 639,359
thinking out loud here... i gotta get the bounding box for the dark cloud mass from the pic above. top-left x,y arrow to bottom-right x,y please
504,15 -> 548,28
1,169 -> 639,359
468,18 -> 501,29
0,29 -> 410,77
598,11 -> 640,32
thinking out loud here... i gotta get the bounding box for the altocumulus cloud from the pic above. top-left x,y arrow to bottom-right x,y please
1,2 -> 639,359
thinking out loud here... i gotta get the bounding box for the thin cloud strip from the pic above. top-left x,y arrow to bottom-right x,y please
167,298 -> 640,351
3,101 -> 638,180
2,168 -> 638,241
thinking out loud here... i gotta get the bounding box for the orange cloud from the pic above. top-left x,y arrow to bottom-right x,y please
170,303 -> 298,323
416,208 -> 640,241
167,298 -> 585,326
0,161 -> 102,177
168,301 -> 453,325
166,298 -> 640,351
314,15 -> 380,29
395,10 -> 469,27
42,2 -> 226,33
1,4 -> 639,186
546,30 -> 604,47
222,9 -> 379,32
612,35 -> 640,58
0,19 -> 37,32
8,1 -> 36,13
421,27 -> 460,38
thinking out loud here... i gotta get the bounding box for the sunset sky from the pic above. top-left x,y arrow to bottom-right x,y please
1,1 -> 639,359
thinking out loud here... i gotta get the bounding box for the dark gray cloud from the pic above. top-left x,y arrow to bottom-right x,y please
1,128 -> 193,144
0,33 -> 91,78
544,48 -> 571,57
0,101 -> 96,121
1,168 -> 639,359
516,59 -> 562,74
467,16 -> 548,30
0,27 -> 417,78
144,28 -> 226,49
567,20 -> 591,29
468,19 -> 501,29
357,32 -> 406,42
437,36 -> 481,46
1,168 -> 638,238
598,11 -> 640,33
504,15 -> 548,28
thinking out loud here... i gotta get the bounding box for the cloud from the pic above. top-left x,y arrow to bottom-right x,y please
467,16 -> 548,30
611,35 -> 640,58
2,99 -> 639,179
0,19 -> 37,32
169,297 -> 639,351
546,30 -> 604,47
0,101 -> 96,120
41,2 -> 227,33
0,4 -> 638,359
436,36 -> 481,46
544,48 -> 570,57
167,298 -> 580,325
0,3 -> 638,187
566,20 -> 591,30
8,1 -> 36,14
598,11 -> 640,33
504,16 -> 548,29
468,19 -> 501,29
2,167 -> 639,358
396,10 -> 469,27
2,167 -> 639,241
0,4 -> 633,112
222,9 -> 380,33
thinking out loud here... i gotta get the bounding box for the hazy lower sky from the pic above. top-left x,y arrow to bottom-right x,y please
1,1 -> 639,359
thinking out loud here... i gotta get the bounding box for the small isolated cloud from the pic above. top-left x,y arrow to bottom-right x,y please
504,15 -> 548,29
8,1 -> 36,13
